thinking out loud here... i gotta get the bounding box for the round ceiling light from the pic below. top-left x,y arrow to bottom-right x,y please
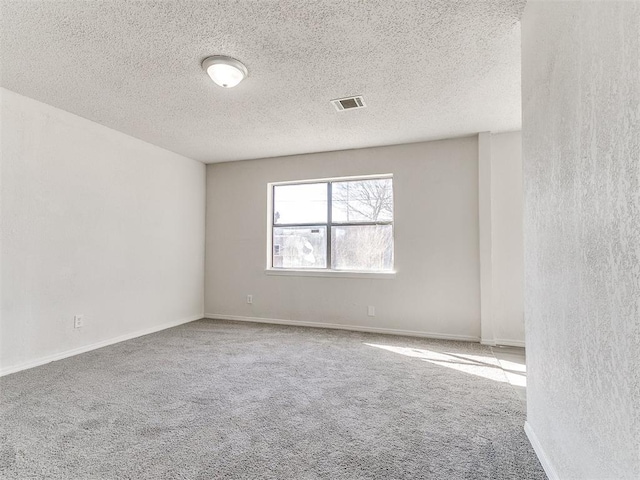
202,55 -> 248,88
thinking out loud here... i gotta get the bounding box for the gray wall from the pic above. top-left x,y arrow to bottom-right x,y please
205,137 -> 483,340
522,2 -> 639,479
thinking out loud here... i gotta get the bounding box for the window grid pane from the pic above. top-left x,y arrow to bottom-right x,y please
331,225 -> 394,271
271,177 -> 393,271
332,178 -> 393,223
273,182 -> 328,225
273,226 -> 327,269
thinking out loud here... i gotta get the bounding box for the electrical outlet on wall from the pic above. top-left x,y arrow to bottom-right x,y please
247,295 -> 253,304
74,315 -> 84,328
367,306 -> 375,317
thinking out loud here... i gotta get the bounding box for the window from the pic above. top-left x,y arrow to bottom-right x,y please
270,176 -> 394,272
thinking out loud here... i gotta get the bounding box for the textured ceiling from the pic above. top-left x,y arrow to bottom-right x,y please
1,1 -> 525,163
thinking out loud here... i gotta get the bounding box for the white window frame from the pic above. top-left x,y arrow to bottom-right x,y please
266,174 -> 396,279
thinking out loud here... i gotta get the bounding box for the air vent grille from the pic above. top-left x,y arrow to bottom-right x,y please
331,95 -> 366,111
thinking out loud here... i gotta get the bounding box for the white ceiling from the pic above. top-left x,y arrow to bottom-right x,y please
0,1 -> 525,163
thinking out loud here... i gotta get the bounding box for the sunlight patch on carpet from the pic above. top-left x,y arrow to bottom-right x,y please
364,343 -> 509,383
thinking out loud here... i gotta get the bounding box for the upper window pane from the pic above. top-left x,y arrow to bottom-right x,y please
273,183 -> 327,225
332,178 -> 393,223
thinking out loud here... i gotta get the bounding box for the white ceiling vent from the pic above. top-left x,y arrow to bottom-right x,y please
331,95 -> 366,112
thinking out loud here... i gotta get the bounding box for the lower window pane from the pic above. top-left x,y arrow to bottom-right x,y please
331,225 -> 393,271
273,226 -> 327,268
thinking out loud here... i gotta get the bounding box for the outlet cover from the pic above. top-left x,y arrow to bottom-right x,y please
367,306 -> 375,317
74,315 -> 84,328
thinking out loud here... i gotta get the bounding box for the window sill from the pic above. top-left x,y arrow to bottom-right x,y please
265,268 -> 396,279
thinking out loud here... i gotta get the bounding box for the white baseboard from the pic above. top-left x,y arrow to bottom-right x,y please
0,314 -> 203,377
481,338 -> 525,348
495,338 -> 526,348
524,421 -> 559,480
204,313 -> 480,342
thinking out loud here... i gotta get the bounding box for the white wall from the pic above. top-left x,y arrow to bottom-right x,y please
0,88 -> 206,375
205,137 -> 482,340
478,132 -> 494,344
479,131 -> 525,347
490,132 -> 524,345
522,2 -> 639,479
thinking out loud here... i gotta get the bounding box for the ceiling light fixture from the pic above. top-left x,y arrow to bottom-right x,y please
202,55 -> 248,88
